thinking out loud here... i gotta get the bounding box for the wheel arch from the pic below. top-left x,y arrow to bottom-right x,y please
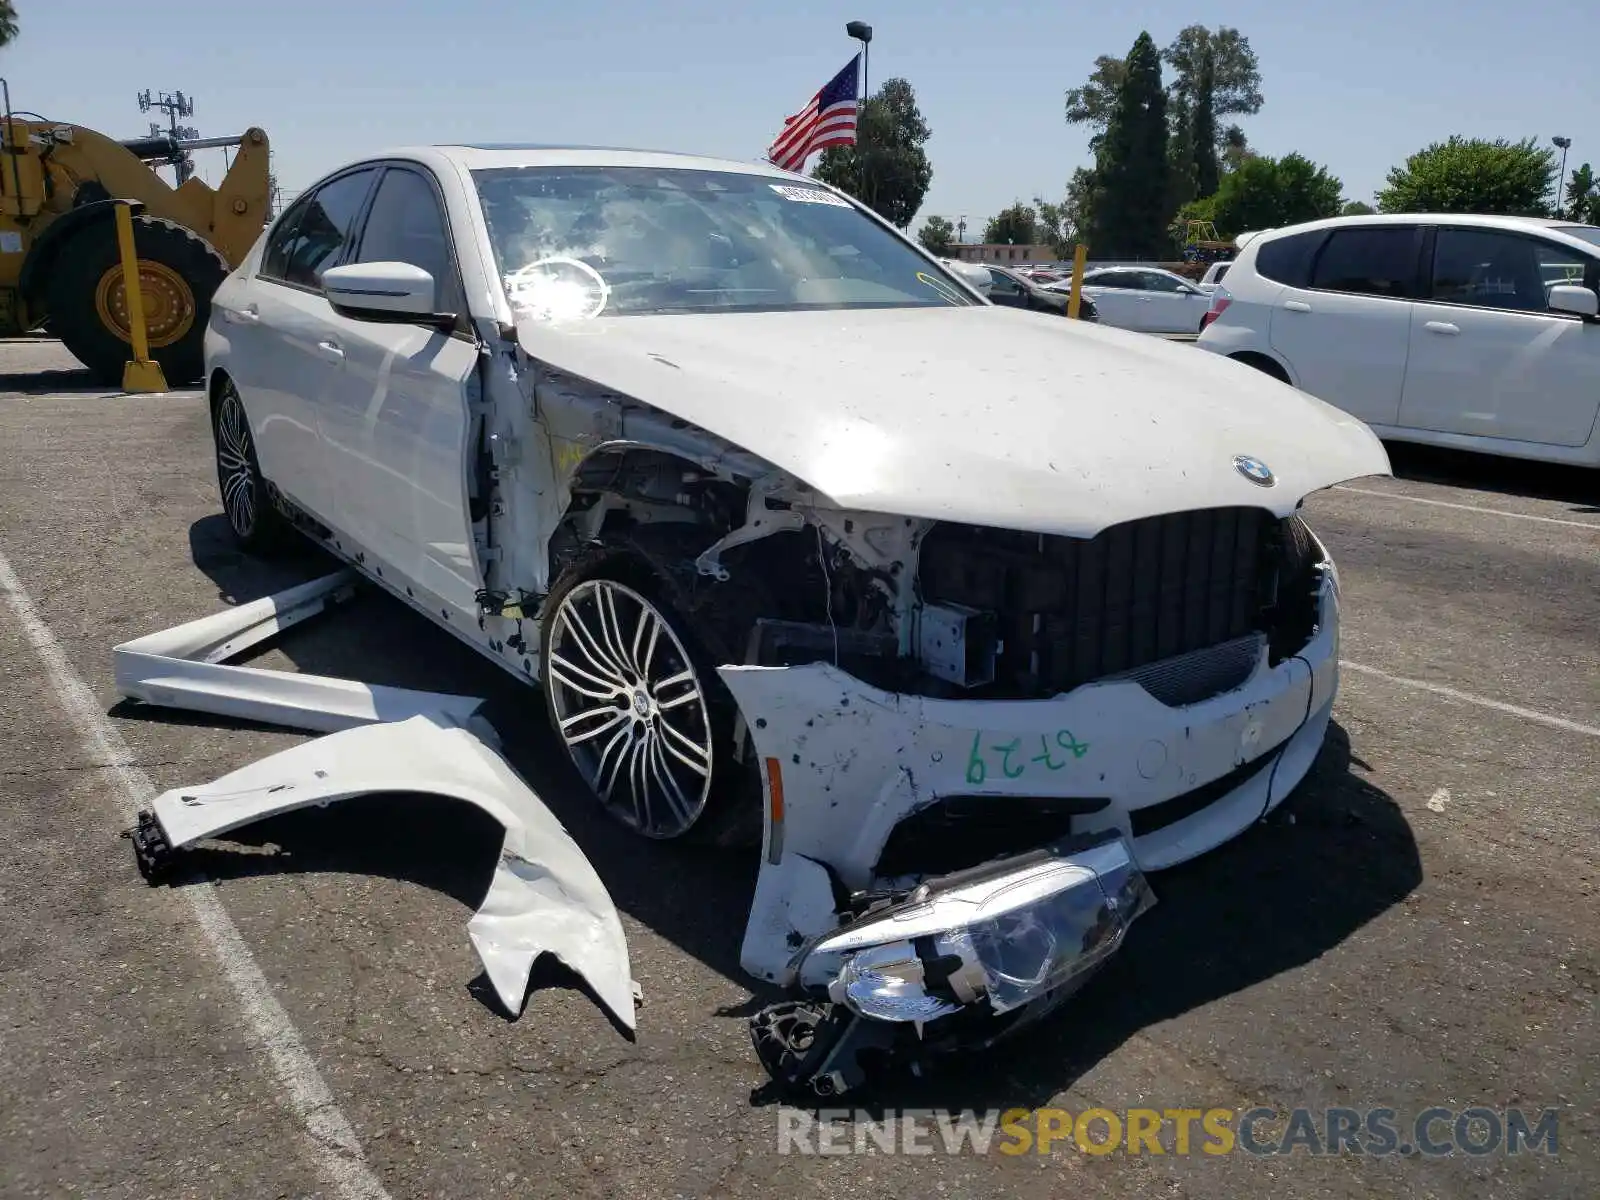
207,366 -> 234,419
543,442 -> 754,593
1228,349 -> 1294,384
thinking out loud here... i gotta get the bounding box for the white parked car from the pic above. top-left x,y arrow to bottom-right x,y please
939,256 -> 992,293
203,143 -> 1388,1088
1198,213 -> 1600,468
1048,265 -> 1213,334
1197,260 -> 1233,292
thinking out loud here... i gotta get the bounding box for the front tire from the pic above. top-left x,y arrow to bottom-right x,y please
212,378 -> 290,554
539,553 -> 759,845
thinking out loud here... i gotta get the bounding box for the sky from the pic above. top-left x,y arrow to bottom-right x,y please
5,0 -> 1598,236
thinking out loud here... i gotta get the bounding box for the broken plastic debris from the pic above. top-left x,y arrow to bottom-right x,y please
112,569 -> 487,734
114,577 -> 634,1034
134,713 -> 637,1033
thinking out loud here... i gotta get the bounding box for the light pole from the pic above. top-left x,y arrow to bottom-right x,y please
1553,136 -> 1572,216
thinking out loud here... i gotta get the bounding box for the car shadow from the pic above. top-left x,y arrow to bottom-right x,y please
161,517 -> 1418,1093
1382,441 -> 1600,513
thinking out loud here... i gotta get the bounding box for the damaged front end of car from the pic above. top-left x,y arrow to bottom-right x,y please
749,831 -> 1154,1098
490,310 -> 1379,1098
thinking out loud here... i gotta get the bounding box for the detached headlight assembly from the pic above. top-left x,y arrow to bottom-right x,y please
812,835 -> 1154,1023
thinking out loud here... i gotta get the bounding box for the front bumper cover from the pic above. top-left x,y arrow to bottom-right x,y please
721,568 -> 1337,988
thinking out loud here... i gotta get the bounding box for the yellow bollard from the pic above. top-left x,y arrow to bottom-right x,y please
114,201 -> 169,393
1066,242 -> 1088,321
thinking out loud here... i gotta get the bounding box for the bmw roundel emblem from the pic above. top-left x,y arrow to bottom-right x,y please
1233,455 -> 1275,487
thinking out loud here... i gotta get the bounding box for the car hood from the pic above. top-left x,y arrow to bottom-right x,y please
516,305 -> 1390,537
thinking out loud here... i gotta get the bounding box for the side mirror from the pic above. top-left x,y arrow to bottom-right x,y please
1548,283 -> 1600,321
322,262 -> 455,329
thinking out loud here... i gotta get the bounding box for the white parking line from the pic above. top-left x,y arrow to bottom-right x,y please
1341,660 -> 1600,738
0,550 -> 391,1200
1331,485 -> 1600,531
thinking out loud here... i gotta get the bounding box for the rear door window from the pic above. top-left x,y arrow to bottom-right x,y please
1310,227 -> 1420,298
259,198 -> 310,281
1139,271 -> 1187,292
276,168 -> 379,290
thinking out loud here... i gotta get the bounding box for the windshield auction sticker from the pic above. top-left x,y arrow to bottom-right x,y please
768,184 -> 852,207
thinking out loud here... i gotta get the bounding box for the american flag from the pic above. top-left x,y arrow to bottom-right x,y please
766,55 -> 861,172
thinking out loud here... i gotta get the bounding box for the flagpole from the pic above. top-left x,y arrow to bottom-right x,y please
846,21 -> 873,199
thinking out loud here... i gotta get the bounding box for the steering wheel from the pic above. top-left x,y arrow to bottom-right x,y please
505,255 -> 611,321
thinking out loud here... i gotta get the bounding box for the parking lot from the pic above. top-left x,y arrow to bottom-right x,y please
0,338 -> 1595,1199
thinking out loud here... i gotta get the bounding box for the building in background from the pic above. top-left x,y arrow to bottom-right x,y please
946,243 -> 1057,264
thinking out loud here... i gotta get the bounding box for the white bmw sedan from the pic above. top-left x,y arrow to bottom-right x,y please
204,144 -> 1388,1024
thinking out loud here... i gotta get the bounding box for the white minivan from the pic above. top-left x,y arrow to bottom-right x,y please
1197,214 -> 1600,468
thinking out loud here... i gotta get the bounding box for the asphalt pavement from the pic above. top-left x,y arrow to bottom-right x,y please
1,340 -> 1595,1199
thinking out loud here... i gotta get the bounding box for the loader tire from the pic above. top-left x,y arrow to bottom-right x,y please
47,216 -> 229,387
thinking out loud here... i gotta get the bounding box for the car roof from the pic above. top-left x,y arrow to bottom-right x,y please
379,143 -> 808,179
1256,212 -> 1589,238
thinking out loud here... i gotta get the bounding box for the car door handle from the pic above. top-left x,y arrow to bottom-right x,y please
1282,300 -> 1312,313
315,340 -> 345,361
225,304 -> 260,325
1423,321 -> 1460,335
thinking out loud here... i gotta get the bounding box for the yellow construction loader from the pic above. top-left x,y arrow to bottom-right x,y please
0,86 -> 270,385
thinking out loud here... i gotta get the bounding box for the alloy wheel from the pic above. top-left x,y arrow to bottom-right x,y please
546,579 -> 715,838
215,384 -> 257,539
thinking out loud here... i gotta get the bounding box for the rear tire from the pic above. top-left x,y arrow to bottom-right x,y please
47,216 -> 228,387
1230,351 -> 1291,383
212,377 -> 291,555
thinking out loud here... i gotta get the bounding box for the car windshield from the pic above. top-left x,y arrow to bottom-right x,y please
1551,225 -> 1600,250
469,165 -> 975,318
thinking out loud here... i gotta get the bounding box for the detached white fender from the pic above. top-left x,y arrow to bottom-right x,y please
113,570 -> 487,734
145,713 -> 637,1033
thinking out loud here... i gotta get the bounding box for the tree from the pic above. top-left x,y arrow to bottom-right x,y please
1032,196 -> 1079,258
1563,163 -> 1597,222
1162,26 -> 1264,131
1086,33 -> 1169,259
985,203 -> 1039,245
1340,199 -> 1376,216
812,78 -> 933,229
1377,136 -> 1554,216
1165,99 -> 1197,212
1188,50 -> 1220,199
1064,166 -> 1100,237
1064,56 -> 1128,153
0,1 -> 17,48
917,215 -> 955,256
1221,125 -> 1254,173
1210,153 -> 1342,236
1067,24 -> 1262,198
